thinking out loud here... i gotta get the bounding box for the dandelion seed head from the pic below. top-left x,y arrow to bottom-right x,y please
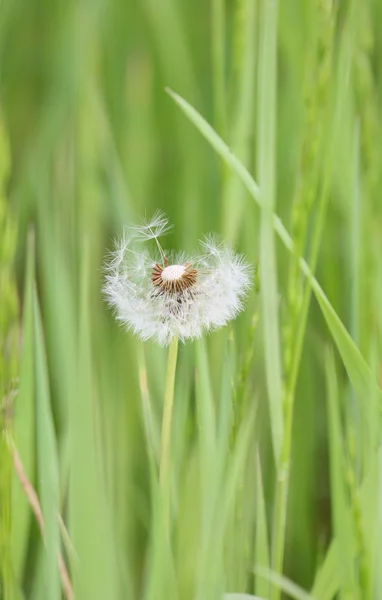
103,214 -> 252,346
161,264 -> 186,281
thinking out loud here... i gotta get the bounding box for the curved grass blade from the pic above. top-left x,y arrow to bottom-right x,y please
253,567 -> 314,600
165,88 -> 381,408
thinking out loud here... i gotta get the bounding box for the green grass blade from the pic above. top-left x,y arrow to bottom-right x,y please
195,337 -> 217,598
68,242 -> 119,600
313,345 -> 379,600
195,335 -> 255,600
11,231 -> 35,580
33,288 -> 61,600
350,121 -> 360,344
166,88 -> 381,407
325,350 -> 357,598
255,452 -> 270,599
253,567 -> 314,600
165,87 -> 260,201
256,0 -> 283,464
143,466 -> 178,600
313,456 -> 382,600
196,338 -> 216,469
143,0 -> 202,245
314,291 -> 378,404
137,343 -> 160,461
311,542 -> 339,600
212,406 -> 256,600
222,0 -> 257,242
30,547 -> 49,600
211,0 -> 226,136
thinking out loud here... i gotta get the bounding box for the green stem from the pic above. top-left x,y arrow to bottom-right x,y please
211,0 -> 226,137
159,337 -> 179,518
257,0 -> 283,467
270,390 -> 292,600
0,433 -> 13,600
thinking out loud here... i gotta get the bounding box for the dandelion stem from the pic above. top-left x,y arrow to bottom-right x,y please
159,336 -> 179,522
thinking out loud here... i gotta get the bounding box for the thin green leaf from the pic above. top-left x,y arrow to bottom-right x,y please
33,288 -> 61,600
222,0 -> 257,242
254,567 -> 314,600
198,404 -> 256,600
325,350 -> 357,597
211,0 -> 226,136
255,452 -> 270,599
143,462 -> 179,600
137,343 -> 159,461
196,337 -> 216,468
256,0 -> 283,465
314,291 -> 379,405
311,542 -> 340,600
12,230 -> 35,579
313,349 -> 377,600
166,88 -> 381,408
165,87 -> 259,201
195,337 -> 217,599
68,241 -> 119,600
350,120 -> 360,344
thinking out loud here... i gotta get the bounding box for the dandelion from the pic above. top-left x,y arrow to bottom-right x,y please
103,211 -> 252,346
103,212 -> 252,526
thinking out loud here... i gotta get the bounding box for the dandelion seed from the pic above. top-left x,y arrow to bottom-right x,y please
103,213 -> 252,346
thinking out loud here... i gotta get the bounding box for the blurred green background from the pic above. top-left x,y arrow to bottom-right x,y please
1,0 -> 382,599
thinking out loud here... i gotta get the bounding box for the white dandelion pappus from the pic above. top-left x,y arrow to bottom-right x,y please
103,213 -> 252,346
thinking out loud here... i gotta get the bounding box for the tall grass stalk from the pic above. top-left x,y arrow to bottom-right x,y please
222,0 -> 257,243
159,336 -> 179,525
272,2 -> 335,592
211,0 -> 226,136
256,0 -> 283,468
0,119 -> 17,600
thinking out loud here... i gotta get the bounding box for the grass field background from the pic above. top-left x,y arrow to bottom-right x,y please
1,0 -> 382,599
